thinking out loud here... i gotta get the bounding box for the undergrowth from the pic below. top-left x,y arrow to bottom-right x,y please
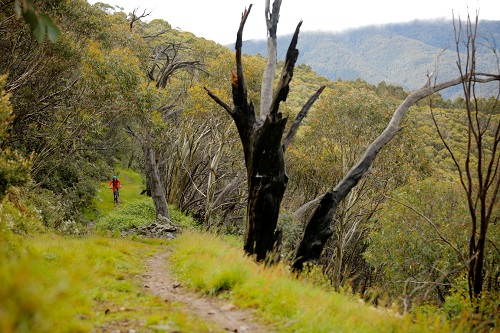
93,168 -> 197,231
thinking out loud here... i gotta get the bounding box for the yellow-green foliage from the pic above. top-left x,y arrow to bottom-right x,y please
170,231 -> 456,333
0,75 -> 30,200
0,192 -> 46,234
0,232 -> 216,332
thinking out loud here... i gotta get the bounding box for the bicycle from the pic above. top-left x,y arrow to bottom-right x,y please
113,188 -> 120,205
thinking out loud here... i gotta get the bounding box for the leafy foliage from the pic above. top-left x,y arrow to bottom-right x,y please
0,75 -> 30,200
14,0 -> 61,43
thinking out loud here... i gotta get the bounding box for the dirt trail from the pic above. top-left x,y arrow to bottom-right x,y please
143,251 -> 270,333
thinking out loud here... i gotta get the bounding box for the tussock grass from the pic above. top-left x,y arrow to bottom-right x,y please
170,231 -> 453,333
0,233 -> 216,332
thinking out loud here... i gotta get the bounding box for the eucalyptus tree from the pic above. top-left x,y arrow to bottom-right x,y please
123,16 -> 205,221
1,0 -> 144,221
0,75 -> 30,199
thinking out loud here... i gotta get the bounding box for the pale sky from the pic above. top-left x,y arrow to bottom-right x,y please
88,0 -> 499,44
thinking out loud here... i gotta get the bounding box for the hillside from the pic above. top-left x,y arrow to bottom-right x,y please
234,19 -> 500,99
1,1 -> 499,331
0,168 -> 459,332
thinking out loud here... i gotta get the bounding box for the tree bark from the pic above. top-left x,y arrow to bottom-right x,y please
206,4 -> 323,261
260,0 -> 281,119
144,145 -> 171,220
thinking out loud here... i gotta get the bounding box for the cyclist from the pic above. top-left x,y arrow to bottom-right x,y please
109,176 -> 122,203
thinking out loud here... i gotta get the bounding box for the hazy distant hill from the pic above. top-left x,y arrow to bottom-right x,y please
230,19 -> 500,99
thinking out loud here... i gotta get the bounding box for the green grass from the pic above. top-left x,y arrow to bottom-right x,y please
93,168 -> 146,215
0,168 -> 213,332
0,233 -> 217,333
169,231 -> 455,333
2,167 -> 478,332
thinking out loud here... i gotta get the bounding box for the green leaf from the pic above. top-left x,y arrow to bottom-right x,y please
32,19 -> 46,44
40,13 -> 60,43
22,9 -> 38,32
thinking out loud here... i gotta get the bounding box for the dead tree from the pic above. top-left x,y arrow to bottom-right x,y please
147,42 -> 204,89
439,13 -> 500,299
292,73 -> 500,271
206,3 -> 324,261
126,126 -> 171,220
129,7 -> 152,33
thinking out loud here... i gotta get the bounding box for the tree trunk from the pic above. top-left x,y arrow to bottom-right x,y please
144,145 -> 170,220
206,4 -> 323,261
244,117 -> 288,260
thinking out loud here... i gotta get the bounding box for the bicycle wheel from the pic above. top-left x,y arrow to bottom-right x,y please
114,190 -> 119,205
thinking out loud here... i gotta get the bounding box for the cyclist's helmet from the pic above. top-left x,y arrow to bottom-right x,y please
113,176 -> 117,179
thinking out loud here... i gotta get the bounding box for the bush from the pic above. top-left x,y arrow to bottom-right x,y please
0,188 -> 45,234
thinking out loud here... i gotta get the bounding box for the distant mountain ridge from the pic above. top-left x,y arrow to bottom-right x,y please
230,19 -> 500,99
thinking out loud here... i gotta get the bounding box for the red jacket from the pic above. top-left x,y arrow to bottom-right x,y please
109,178 -> 122,192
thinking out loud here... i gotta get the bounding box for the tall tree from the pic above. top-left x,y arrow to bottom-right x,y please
126,19 -> 204,220
206,3 -> 324,261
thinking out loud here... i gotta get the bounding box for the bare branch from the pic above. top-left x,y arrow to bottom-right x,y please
129,7 -> 152,33
269,20 -> 302,116
293,195 -> 324,220
204,87 -> 233,115
141,29 -> 170,39
233,5 -> 252,110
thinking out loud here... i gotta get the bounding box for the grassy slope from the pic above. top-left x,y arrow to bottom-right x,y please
1,168 -> 460,332
170,232 -> 453,333
0,168 -> 217,332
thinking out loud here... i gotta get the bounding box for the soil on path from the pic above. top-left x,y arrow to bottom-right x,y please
143,251 -> 271,333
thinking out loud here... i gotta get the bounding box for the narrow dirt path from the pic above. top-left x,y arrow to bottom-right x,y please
143,251 -> 271,333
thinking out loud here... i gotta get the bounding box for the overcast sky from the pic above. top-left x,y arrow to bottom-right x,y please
88,0 -> 499,44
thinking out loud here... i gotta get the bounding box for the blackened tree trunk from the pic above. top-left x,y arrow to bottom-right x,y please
206,3 -> 324,261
